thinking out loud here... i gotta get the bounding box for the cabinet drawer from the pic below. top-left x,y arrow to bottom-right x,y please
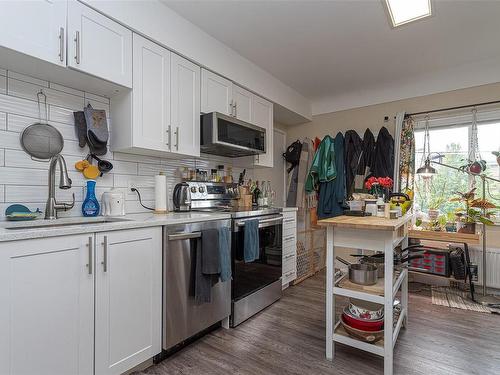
283,246 -> 297,258
282,269 -> 296,285
283,225 -> 296,237
283,254 -> 296,272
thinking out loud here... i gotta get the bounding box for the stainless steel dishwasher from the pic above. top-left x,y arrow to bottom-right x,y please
163,219 -> 231,351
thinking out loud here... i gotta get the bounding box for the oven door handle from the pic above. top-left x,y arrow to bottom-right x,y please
234,216 -> 283,231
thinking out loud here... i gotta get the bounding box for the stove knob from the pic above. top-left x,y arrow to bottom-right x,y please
190,186 -> 197,193
199,186 -> 205,194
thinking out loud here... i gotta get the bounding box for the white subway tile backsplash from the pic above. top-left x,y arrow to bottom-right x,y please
0,112 -> 6,130
85,92 -> 109,104
0,67 -> 254,220
49,82 -> 84,98
0,93 -> 42,119
7,113 -> 78,141
0,75 -> 6,94
8,71 -> 49,87
49,104 -> 76,125
5,185 -> 83,204
8,78 -> 84,111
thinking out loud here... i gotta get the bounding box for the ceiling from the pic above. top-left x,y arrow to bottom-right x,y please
162,0 -> 500,115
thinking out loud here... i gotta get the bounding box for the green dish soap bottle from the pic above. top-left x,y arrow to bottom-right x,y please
82,180 -> 100,217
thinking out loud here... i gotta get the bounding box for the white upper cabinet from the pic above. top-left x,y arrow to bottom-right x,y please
171,53 -> 201,157
233,85 -> 253,123
0,0 -> 67,66
201,69 -> 233,115
132,34 -> 171,152
67,0 -> 132,87
95,227 -> 162,375
252,95 -> 274,168
0,235 -> 94,375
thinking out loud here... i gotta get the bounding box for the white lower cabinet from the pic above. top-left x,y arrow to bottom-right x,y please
95,227 -> 162,375
0,227 -> 162,375
0,235 -> 94,375
282,211 -> 297,288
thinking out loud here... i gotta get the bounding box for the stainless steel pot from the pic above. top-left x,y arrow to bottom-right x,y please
336,257 -> 378,286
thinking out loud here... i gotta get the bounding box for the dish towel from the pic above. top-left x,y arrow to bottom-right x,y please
218,227 -> 232,282
244,219 -> 260,263
195,229 -> 220,304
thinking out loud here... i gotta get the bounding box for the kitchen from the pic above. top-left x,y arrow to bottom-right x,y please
0,1 -> 499,375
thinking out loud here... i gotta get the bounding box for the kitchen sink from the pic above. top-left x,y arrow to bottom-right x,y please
4,217 -> 132,230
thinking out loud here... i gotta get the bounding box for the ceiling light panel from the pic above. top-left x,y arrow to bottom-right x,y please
384,0 -> 432,27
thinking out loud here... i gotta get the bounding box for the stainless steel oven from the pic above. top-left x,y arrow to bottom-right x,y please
231,213 -> 283,326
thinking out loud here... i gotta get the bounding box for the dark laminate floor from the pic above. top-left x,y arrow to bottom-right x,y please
136,271 -> 500,375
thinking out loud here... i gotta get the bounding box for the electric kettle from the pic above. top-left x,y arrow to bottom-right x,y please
101,189 -> 126,217
172,182 -> 191,212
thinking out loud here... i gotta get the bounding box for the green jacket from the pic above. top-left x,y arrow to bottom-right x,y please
305,135 -> 337,193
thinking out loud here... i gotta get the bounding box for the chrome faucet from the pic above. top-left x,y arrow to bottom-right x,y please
45,154 -> 75,219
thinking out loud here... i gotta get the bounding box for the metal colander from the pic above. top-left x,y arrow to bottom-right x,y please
20,90 -> 64,160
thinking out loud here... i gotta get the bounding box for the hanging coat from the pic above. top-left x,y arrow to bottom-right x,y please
317,132 -> 345,219
344,130 -> 363,198
373,126 -> 394,178
305,135 -> 336,193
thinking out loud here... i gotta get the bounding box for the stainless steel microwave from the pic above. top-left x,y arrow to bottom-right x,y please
200,112 -> 266,157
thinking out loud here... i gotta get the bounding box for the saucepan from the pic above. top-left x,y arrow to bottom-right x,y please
336,257 -> 378,286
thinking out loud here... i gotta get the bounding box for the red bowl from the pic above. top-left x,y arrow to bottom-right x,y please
341,312 -> 384,331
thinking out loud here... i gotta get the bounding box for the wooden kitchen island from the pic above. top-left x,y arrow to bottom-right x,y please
318,214 -> 412,375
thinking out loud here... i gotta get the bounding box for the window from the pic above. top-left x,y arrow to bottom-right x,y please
413,111 -> 500,219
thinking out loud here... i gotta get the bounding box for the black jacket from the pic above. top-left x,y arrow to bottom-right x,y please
344,130 -> 363,197
358,128 -> 375,176
372,126 -> 394,178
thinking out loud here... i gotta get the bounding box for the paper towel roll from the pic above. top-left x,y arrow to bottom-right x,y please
155,174 -> 167,213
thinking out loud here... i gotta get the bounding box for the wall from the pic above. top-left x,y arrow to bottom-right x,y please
83,0 -> 312,123
287,81 -> 500,140
284,82 -> 500,260
0,68 -> 252,220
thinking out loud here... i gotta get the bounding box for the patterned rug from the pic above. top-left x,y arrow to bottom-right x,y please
431,286 -> 494,313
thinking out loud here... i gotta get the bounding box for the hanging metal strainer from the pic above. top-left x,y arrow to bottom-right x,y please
20,90 -> 64,160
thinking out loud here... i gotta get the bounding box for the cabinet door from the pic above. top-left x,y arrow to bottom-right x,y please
171,53 -> 201,157
201,68 -> 233,115
252,95 -> 274,167
132,34 -> 171,152
233,85 -> 253,123
95,227 -> 162,375
0,0 -> 67,66
0,235 -> 94,375
67,0 -> 132,87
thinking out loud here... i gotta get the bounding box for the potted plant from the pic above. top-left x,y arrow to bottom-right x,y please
445,211 -> 457,232
450,189 -> 496,233
427,195 -> 446,221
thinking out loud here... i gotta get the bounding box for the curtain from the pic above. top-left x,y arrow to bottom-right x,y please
397,116 -> 416,193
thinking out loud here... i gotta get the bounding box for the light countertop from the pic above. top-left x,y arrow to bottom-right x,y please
0,212 -> 231,243
318,213 -> 412,231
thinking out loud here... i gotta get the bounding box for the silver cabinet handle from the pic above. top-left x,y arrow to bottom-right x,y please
285,271 -> 295,277
284,218 -> 295,223
166,125 -> 171,147
168,232 -> 201,241
175,126 -> 179,150
284,254 -> 295,260
74,31 -> 80,64
284,235 -> 295,242
233,102 -> 237,118
87,236 -> 93,274
229,100 -> 234,116
59,27 -> 64,62
101,235 -> 108,272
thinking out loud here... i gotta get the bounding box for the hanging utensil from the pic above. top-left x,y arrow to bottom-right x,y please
90,153 -> 113,175
20,91 -> 64,160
